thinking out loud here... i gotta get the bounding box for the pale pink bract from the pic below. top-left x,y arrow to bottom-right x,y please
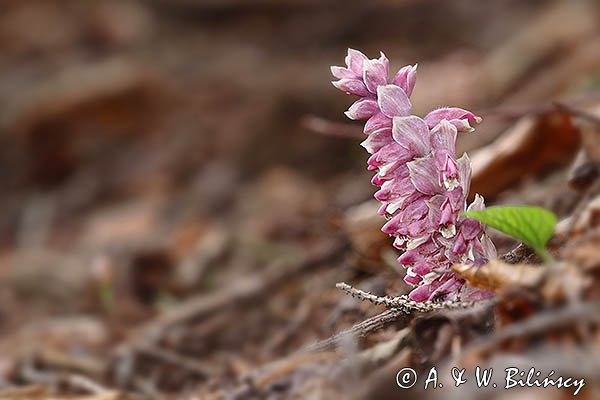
331,48 -> 496,302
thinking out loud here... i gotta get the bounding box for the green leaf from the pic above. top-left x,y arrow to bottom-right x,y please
463,205 -> 557,262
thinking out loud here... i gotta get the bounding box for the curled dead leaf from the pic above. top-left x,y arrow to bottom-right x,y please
453,259 -> 544,292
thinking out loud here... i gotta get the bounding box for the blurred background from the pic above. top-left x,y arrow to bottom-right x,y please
0,0 -> 599,399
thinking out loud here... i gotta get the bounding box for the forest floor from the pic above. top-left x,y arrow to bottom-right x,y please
0,1 -> 600,399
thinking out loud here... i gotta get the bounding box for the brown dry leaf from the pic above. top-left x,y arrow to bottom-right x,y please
453,259 -> 544,291
470,111 -> 580,199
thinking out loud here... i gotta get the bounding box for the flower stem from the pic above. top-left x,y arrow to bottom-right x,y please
537,247 -> 555,264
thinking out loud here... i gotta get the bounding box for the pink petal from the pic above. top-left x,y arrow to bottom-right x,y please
364,112 -> 392,134
391,115 -> 431,155
439,197 -> 455,225
408,285 -> 433,302
377,51 -> 390,78
458,218 -> 481,240
368,142 -> 413,168
452,233 -> 467,255
404,274 -> 422,285
382,200 -> 428,235
374,176 -> 413,202
480,234 -> 497,258
411,261 -> 434,276
429,119 -> 457,154
467,193 -> 485,212
426,195 -> 444,227
377,85 -> 411,118
345,98 -> 379,120
330,66 -> 357,79
392,64 -> 417,97
372,160 -> 405,185
383,190 -> 422,215
392,115 -> 431,156
456,153 -> 472,194
407,156 -> 441,195
345,48 -> 368,75
435,151 -> 460,190
429,275 -> 463,300
397,249 -> 421,266
407,218 -> 433,237
381,215 -> 402,235
424,107 -> 482,132
360,127 -> 393,154
363,58 -> 389,93
331,78 -> 370,97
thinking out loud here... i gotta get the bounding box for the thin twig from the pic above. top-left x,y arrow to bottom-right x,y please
302,309 -> 411,353
335,282 -> 486,312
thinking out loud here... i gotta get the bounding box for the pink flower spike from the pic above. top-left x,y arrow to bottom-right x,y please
377,85 -> 412,118
392,64 -> 417,97
331,49 -> 496,302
